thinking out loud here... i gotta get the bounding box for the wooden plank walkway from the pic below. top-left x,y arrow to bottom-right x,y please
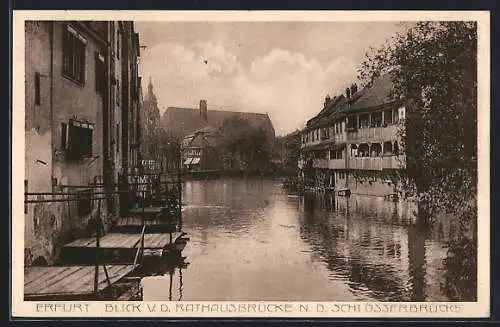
64,232 -> 184,249
24,265 -> 135,300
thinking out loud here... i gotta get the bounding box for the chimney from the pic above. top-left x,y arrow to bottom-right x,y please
351,83 -> 358,96
345,87 -> 351,99
200,100 -> 208,120
324,95 -> 331,108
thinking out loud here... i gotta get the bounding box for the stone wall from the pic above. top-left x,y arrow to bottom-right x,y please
24,21 -> 114,266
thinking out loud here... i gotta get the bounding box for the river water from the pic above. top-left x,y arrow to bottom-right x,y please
140,178 -> 476,302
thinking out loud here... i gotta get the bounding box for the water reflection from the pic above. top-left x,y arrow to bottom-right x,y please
140,178 -> 476,302
139,256 -> 189,301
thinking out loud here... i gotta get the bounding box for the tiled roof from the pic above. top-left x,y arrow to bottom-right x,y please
161,107 -> 275,142
305,73 -> 398,131
348,73 -> 396,112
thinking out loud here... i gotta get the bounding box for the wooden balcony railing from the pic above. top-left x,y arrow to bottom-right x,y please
346,125 -> 399,143
312,159 -> 329,169
328,159 -> 345,169
348,155 -> 405,171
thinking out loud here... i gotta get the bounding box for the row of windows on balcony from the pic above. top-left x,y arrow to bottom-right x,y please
302,122 -> 345,144
301,107 -> 404,145
311,141 -> 400,160
346,107 -> 405,131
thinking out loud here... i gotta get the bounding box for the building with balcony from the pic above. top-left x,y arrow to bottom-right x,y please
299,73 -> 407,197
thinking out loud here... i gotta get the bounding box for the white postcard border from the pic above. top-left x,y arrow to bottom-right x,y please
11,10 -> 491,318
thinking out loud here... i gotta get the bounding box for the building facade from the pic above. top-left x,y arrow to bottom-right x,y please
24,21 -> 142,265
182,126 -> 223,171
299,73 -> 407,197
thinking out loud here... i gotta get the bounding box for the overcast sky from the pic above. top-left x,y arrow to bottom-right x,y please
135,21 -> 405,135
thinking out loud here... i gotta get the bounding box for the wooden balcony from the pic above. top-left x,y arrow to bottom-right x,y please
334,133 -> 346,143
347,125 -> 399,143
348,155 -> 405,171
349,157 -> 383,170
301,139 -> 322,149
328,159 -> 346,169
313,159 -> 329,169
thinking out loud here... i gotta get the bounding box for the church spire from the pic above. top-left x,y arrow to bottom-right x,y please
148,77 -> 153,94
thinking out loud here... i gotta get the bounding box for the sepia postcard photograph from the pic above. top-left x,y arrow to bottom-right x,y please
11,10 -> 490,318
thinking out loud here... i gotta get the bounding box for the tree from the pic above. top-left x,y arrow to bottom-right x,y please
157,128 -> 181,171
220,116 -> 271,171
274,130 -> 302,176
358,22 -> 477,227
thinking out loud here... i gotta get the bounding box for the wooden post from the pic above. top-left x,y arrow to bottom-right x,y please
178,266 -> 183,301
168,268 -> 173,301
141,188 -> 145,254
93,191 -> 101,295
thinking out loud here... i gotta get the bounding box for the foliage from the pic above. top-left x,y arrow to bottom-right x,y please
157,128 -> 182,171
441,237 -> 477,301
220,116 -> 271,170
274,130 -> 302,175
358,21 -> 477,226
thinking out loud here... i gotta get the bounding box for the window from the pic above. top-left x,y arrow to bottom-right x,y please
383,141 -> 393,155
314,150 -> 327,159
34,72 -> 41,105
347,115 -> 357,131
321,128 -> 329,140
63,25 -> 87,84
350,144 -> 358,157
95,52 -> 106,95
384,109 -> 393,125
371,112 -> 382,128
359,114 -> 370,129
359,143 -> 370,157
66,119 -> 94,160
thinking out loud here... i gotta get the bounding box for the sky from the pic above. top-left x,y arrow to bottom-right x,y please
135,21 -> 406,136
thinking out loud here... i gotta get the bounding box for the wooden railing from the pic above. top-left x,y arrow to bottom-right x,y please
313,159 -> 329,169
328,159 -> 346,169
348,155 -> 406,170
347,125 -> 398,143
349,157 -> 383,170
333,133 -> 346,143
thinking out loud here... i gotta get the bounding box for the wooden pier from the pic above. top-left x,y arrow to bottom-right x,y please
24,265 -> 136,301
60,231 -> 187,264
113,216 -> 177,233
24,166 -> 187,301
